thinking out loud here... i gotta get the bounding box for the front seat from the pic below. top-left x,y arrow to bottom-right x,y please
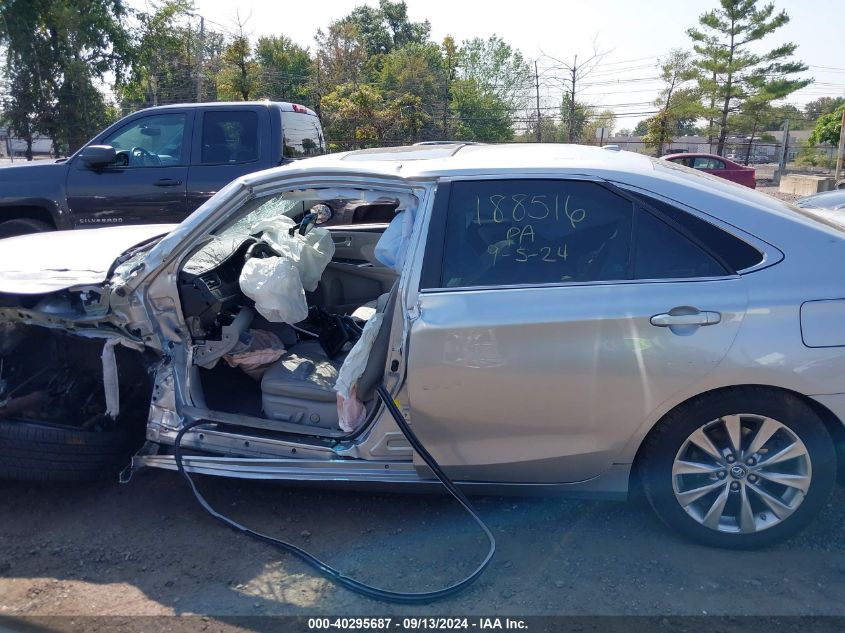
260,284 -> 398,430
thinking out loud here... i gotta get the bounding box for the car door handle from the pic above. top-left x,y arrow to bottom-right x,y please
650,311 -> 721,327
332,236 -> 352,246
153,178 -> 183,187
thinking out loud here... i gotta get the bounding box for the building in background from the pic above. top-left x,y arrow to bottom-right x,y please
608,129 -> 835,165
0,128 -> 53,159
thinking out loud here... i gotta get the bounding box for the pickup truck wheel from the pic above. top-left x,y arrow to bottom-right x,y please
0,418 -> 143,482
0,218 -> 53,239
640,388 -> 836,549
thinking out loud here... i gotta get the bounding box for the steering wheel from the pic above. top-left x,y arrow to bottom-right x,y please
244,239 -> 280,262
130,146 -> 161,167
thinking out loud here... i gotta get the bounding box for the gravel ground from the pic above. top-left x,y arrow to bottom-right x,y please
756,181 -> 801,204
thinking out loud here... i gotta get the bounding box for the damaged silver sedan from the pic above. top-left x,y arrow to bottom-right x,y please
1,143 -> 844,549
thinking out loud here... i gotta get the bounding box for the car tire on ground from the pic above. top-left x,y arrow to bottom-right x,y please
640,387 -> 836,549
0,418 -> 142,482
0,218 -> 53,240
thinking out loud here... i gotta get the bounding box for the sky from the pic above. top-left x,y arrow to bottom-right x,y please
158,0 -> 845,129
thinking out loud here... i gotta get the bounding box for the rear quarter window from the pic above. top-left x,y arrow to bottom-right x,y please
629,191 -> 764,272
281,112 -> 325,158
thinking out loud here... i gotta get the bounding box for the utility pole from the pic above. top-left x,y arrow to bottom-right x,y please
195,16 -> 205,102
835,108 -> 845,185
314,58 -> 322,118
534,60 -> 542,143
568,55 -> 577,143
774,119 -> 790,186
443,55 -> 451,140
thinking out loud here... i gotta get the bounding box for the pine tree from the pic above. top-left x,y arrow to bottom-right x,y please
688,0 -> 810,156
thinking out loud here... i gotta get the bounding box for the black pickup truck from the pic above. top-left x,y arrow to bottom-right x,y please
0,101 -> 325,238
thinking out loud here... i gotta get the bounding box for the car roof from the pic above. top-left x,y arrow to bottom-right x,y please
267,143 -> 657,180
798,189 -> 845,209
662,153 -> 750,168
663,152 -> 724,159
130,101 -> 319,117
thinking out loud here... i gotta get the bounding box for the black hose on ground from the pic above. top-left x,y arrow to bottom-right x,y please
173,383 -> 496,603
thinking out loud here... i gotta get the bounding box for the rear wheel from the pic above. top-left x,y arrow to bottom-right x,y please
640,388 -> 836,549
0,418 -> 143,482
0,218 -> 53,239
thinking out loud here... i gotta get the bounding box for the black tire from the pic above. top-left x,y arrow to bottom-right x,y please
0,418 -> 142,482
640,387 -> 837,549
0,218 -> 53,239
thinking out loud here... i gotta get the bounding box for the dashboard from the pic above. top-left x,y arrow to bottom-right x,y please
178,236 -> 257,334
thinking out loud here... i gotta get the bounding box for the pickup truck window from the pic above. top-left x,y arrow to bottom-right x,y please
104,113 -> 187,167
281,111 -> 325,158
201,110 -> 259,165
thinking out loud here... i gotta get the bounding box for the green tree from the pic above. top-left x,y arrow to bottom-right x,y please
633,119 -> 649,136
314,20 -> 369,93
584,109 -> 615,143
769,103 -> 808,129
457,36 -> 532,115
643,50 -> 701,156
118,0 -> 203,109
804,97 -> 845,122
560,92 -> 592,142
217,17 -> 259,101
320,82 -> 403,148
809,103 -> 844,146
688,0 -> 811,156
253,35 -> 312,103
376,42 -> 442,140
2,66 -> 42,160
729,97 -> 774,163
0,1 -> 51,159
337,0 -> 430,57
449,79 -> 512,142
1,0 -> 131,154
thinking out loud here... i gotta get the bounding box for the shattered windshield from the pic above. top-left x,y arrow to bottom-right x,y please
217,195 -> 303,239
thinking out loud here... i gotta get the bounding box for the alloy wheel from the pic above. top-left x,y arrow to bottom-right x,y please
672,414 -> 811,534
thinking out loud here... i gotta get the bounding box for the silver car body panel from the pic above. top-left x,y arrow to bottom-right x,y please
129,452 -> 631,498
408,278 -> 748,482
0,223 -> 175,294
2,144 -> 845,493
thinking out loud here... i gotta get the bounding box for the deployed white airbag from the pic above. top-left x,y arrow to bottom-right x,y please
249,216 -> 335,292
239,256 -> 308,324
238,215 -> 335,323
373,211 -> 413,273
334,313 -> 384,432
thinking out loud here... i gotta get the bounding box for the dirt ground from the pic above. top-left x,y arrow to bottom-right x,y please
0,468 -> 844,627
1,182 -> 843,633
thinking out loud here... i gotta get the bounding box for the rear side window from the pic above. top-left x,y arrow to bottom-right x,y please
440,180 -> 634,287
281,112 -> 325,158
692,156 -> 726,170
201,110 -> 259,165
630,192 -> 763,271
635,211 -> 727,279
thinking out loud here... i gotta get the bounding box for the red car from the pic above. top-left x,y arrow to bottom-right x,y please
661,152 -> 756,189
